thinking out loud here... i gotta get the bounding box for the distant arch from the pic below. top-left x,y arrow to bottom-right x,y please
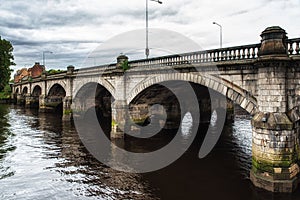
15,88 -> 19,94
22,87 -> 28,94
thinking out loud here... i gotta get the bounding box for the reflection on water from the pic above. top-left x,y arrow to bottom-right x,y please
0,104 -> 300,200
0,105 -> 156,200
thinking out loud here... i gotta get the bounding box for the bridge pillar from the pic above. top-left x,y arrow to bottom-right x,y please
62,96 -> 72,121
39,95 -> 63,113
24,95 -> 39,108
111,100 -> 127,139
250,26 -> 300,193
16,94 -> 25,105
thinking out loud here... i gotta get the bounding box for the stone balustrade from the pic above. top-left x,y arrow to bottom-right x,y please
287,38 -> 300,55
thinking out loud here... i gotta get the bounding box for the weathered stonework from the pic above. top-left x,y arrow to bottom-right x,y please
250,26 -> 300,193
11,26 -> 300,193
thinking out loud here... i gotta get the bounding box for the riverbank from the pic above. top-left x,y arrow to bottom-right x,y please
0,99 -> 11,104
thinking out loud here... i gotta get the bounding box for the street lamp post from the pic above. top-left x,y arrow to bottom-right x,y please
43,51 -> 53,67
213,22 -> 222,48
145,0 -> 162,59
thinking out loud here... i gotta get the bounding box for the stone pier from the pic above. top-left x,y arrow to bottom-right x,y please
250,26 -> 300,193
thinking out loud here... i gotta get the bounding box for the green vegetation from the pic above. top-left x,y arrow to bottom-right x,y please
122,60 -> 130,71
0,36 -> 15,92
111,119 -> 118,127
47,69 -> 64,75
0,84 -> 12,99
63,109 -> 72,115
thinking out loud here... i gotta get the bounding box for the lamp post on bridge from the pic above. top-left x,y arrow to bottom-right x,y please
42,51 -> 53,67
145,0 -> 162,59
213,22 -> 223,48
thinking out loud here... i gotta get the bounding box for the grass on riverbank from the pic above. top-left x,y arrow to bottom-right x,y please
0,84 -> 11,100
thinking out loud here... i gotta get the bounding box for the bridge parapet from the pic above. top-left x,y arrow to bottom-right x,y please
128,43 -> 261,70
287,38 -> 300,56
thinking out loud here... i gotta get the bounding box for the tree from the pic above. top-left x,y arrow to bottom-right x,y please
0,36 -> 15,91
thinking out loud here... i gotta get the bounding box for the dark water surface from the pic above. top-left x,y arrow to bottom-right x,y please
1,104 -> 300,200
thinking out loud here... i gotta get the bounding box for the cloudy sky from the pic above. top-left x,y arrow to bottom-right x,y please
1,0 -> 299,73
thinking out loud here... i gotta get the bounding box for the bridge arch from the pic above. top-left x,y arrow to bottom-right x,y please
22,86 -> 28,95
47,81 -> 67,97
32,85 -> 42,97
31,83 -> 44,96
48,83 -> 66,97
127,73 -> 257,114
73,78 -> 115,100
73,82 -> 114,111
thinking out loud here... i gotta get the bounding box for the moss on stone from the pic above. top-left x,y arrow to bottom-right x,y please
63,109 -> 72,115
252,156 -> 294,173
111,119 -> 118,126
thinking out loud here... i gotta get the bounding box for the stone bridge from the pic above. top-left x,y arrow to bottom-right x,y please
12,26 -> 300,193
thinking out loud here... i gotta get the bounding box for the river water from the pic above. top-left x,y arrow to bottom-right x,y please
0,104 -> 300,200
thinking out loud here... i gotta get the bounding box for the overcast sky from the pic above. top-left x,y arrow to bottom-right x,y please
1,0 -> 299,73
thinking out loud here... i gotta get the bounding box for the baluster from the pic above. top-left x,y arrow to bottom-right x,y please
296,42 -> 300,55
228,50 -> 232,60
218,51 -> 222,61
288,42 -> 294,55
216,51 -> 220,61
222,50 -> 225,60
241,48 -> 245,59
196,53 -> 200,63
207,52 -> 210,62
236,49 -> 240,59
222,50 -> 226,60
232,49 -> 236,60
247,48 -> 250,59
226,50 -> 229,60
251,47 -> 255,58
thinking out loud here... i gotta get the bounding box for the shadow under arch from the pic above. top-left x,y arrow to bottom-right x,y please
72,82 -> 114,137
30,85 -> 42,108
47,83 -> 66,114
22,86 -> 28,95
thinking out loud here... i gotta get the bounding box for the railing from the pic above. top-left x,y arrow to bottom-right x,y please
15,38 -> 300,82
287,38 -> 300,55
33,38 -> 300,75
129,43 -> 261,69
